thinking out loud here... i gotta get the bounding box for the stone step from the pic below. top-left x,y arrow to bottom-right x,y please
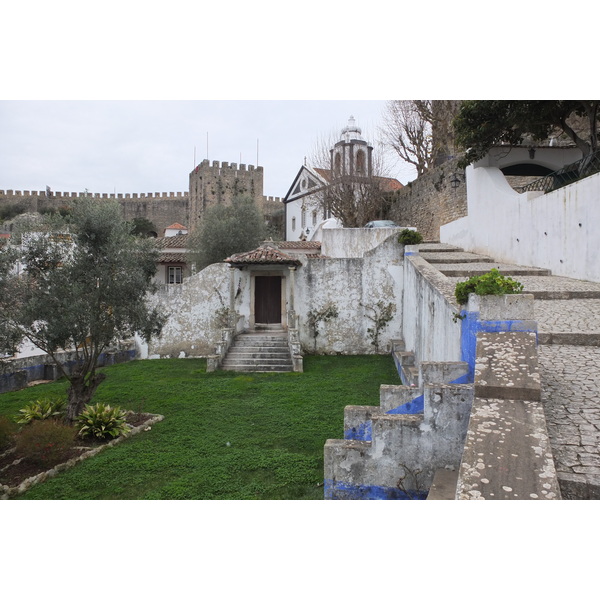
420,251 -> 494,264
537,332 -> 600,346
222,356 -> 293,365
226,349 -> 291,357
438,263 -> 552,278
221,364 -> 293,372
417,243 -> 464,253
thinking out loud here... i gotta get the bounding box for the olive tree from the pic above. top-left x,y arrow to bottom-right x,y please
0,196 -> 167,420
187,196 -> 267,271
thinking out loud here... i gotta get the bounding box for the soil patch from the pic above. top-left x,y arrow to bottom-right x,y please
0,412 -> 162,497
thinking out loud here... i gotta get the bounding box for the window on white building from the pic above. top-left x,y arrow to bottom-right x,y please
168,266 -> 183,284
301,208 -> 306,229
292,217 -> 296,231
312,210 -> 317,226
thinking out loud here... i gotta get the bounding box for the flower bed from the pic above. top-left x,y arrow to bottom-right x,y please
0,411 -> 164,499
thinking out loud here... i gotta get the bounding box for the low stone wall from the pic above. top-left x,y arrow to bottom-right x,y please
401,247 -> 462,367
0,342 -> 137,394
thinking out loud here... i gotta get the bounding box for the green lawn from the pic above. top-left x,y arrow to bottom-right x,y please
0,355 -> 399,500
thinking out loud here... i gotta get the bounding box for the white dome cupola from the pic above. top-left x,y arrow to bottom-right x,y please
331,115 -> 373,178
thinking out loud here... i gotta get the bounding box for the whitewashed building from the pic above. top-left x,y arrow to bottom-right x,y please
284,116 -> 402,241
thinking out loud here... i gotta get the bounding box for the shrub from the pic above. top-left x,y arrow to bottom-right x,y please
15,398 -> 66,425
0,415 -> 18,451
77,403 -> 129,441
398,229 -> 423,245
454,268 -> 524,305
15,419 -> 75,467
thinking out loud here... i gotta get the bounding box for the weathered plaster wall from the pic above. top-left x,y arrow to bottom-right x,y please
295,235 -> 404,354
148,263 -> 237,357
441,167 -> 600,282
402,250 -> 462,367
320,227 -> 399,258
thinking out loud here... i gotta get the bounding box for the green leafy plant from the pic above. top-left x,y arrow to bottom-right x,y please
398,229 -> 423,245
307,303 -> 339,351
15,419 -> 75,467
454,268 -> 524,305
15,398 -> 66,424
0,415 -> 18,450
77,403 -> 129,441
363,301 -> 396,352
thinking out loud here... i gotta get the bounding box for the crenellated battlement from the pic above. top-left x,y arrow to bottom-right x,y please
0,190 -> 189,200
192,159 -> 264,175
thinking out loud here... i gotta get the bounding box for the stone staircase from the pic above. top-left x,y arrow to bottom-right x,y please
325,352 -> 473,500
220,330 -> 294,372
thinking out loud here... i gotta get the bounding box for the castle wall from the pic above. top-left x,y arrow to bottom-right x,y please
388,156 -> 467,241
0,189 -> 190,235
1,184 -> 283,236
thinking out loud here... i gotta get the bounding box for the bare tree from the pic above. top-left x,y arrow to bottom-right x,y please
381,100 -> 433,177
306,123 -> 398,228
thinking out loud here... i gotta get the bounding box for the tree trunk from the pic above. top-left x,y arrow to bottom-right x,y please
65,373 -> 107,421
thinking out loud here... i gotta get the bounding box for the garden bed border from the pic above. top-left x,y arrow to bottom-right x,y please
0,412 -> 164,500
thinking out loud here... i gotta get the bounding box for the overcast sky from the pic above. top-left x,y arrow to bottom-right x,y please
0,100 -> 411,200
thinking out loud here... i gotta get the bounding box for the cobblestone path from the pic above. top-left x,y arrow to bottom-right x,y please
538,345 -> 600,499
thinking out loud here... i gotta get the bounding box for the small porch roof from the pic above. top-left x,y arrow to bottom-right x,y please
224,241 -> 301,267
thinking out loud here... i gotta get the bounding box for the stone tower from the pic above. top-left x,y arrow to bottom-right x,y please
188,159 -> 264,231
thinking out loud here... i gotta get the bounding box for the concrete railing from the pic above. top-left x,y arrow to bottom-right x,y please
453,294 -> 562,500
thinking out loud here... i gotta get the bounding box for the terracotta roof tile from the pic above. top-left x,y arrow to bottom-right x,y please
155,236 -> 188,249
225,243 -> 301,266
311,168 -> 402,191
165,223 -> 187,230
278,241 -> 321,250
158,253 -> 188,263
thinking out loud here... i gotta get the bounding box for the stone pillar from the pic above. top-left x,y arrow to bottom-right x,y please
228,267 -> 236,330
288,266 -> 296,313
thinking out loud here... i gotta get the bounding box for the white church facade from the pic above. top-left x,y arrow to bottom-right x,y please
283,116 -> 402,241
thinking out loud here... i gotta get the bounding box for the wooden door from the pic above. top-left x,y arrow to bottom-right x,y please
255,276 -> 282,324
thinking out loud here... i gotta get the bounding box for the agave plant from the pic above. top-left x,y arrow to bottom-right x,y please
77,403 -> 129,440
15,398 -> 66,424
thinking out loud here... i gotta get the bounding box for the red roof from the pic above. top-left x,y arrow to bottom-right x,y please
225,242 -> 301,266
312,168 -> 402,191
156,236 -> 188,249
164,223 -> 187,231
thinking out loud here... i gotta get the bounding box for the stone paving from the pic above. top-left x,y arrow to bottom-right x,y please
538,345 -> 600,499
424,244 -> 600,499
535,299 -> 600,337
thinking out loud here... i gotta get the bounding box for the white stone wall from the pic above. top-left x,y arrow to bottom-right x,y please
320,227 -> 399,258
148,263 -> 235,357
402,254 -> 462,365
441,166 -> 600,282
295,235 -> 404,354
